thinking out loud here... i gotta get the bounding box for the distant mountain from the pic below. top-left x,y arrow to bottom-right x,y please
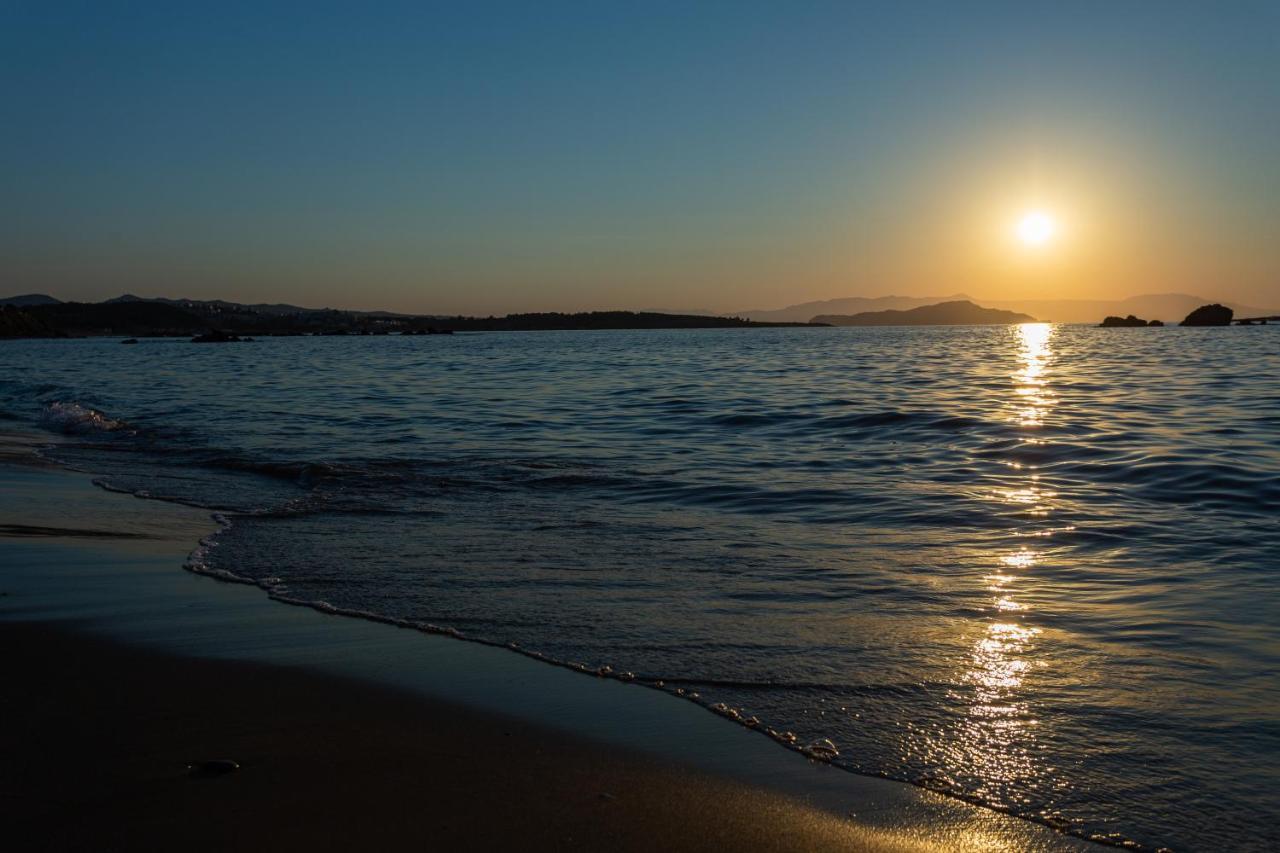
639,307 -> 716,316
737,292 -> 1277,325
0,293 -> 62,306
734,294 -> 970,323
815,300 -> 1036,326
104,294 -> 322,316
984,293 -> 1278,324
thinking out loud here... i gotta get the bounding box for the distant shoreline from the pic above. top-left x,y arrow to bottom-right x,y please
0,300 -> 825,339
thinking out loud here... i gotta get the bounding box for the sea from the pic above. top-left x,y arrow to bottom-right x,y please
2,324 -> 1277,851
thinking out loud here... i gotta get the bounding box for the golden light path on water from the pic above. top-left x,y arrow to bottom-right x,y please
935,323 -> 1061,814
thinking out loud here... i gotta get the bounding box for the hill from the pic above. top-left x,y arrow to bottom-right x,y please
814,300 -> 1035,326
735,294 -> 969,323
104,294 -> 325,316
25,301 -> 210,337
0,293 -> 62,307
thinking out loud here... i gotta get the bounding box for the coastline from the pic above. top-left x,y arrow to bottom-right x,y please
0,434 -> 1094,851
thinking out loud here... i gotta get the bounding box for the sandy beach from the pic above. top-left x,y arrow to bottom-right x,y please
3,619 -> 914,853
0,435 -> 1094,852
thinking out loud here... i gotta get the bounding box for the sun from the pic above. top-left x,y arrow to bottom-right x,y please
1015,210 -> 1056,247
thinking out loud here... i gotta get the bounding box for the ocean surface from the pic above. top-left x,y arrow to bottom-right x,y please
3,325 -> 1277,851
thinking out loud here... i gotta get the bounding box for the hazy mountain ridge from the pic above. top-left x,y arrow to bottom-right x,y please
814,300 -> 1035,326
736,294 -> 971,323
103,293 -> 385,317
740,292 -> 1278,324
0,293 -> 63,307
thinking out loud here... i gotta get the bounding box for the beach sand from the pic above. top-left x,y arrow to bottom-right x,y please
2,620 -> 919,853
0,434 -> 1094,851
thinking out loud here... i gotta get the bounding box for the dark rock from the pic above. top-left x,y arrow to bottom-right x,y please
121,338 -> 139,344
1180,304 -> 1233,326
186,759 -> 240,777
1100,314 -> 1149,327
1147,320 -> 1164,327
191,329 -> 244,343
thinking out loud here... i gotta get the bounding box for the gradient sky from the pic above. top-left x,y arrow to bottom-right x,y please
3,1 -> 1277,314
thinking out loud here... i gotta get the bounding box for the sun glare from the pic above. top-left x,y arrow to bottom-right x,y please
1015,210 -> 1056,247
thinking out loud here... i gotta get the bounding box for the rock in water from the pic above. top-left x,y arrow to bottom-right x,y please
1100,314 -> 1149,327
1180,304 -> 1233,326
1148,320 -> 1164,327
187,759 -> 240,776
803,738 -> 840,760
191,329 -> 244,343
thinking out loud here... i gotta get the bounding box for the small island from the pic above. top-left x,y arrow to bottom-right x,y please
813,300 -> 1035,326
1100,314 -> 1163,327
1180,304 -> 1233,326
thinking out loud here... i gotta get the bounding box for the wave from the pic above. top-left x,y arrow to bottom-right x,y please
178,512 -> 861,771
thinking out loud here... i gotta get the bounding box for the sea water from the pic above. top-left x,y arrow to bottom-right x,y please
2,324 -> 1277,851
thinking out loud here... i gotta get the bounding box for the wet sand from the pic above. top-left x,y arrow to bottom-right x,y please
1,620 -> 918,853
0,433 -> 1095,851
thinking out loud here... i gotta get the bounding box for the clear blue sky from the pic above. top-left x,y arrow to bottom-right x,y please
3,1 -> 1277,313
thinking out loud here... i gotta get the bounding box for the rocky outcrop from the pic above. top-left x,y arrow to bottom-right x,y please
1180,304 -> 1233,326
192,329 -> 252,343
1099,315 -> 1164,327
1100,315 -> 1148,327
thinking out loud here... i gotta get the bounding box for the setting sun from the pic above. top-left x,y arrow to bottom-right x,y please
1015,210 -> 1056,247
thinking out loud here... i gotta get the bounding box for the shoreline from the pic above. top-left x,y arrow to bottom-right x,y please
0,435 -> 1095,851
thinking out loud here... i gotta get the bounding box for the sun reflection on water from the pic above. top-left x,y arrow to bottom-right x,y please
929,323 -> 1060,812
1012,323 -> 1054,427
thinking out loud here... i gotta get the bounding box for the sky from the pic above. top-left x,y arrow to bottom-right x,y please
3,1 -> 1278,314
